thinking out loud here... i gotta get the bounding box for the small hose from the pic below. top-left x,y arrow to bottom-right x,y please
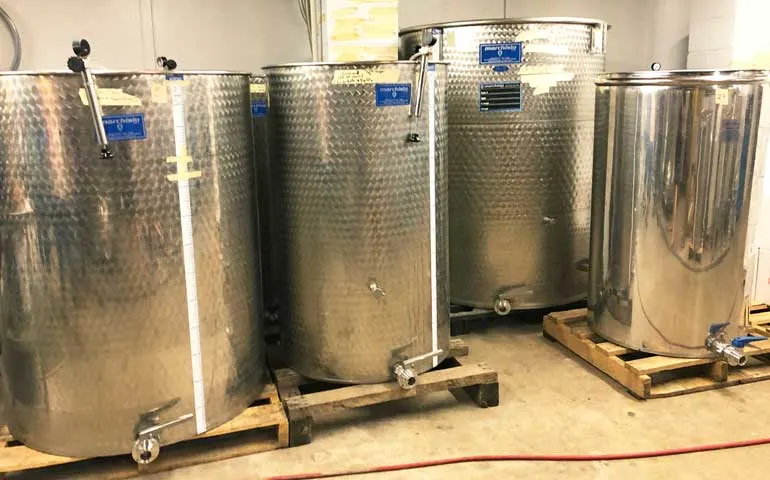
266,435 -> 770,479
0,4 -> 20,70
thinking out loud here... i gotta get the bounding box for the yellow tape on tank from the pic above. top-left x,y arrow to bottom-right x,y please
332,68 -> 400,85
79,88 -> 142,106
167,156 -> 202,182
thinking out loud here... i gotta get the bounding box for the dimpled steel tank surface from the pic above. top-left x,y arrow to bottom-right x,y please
400,19 -> 607,311
589,70 -> 767,357
0,71 -> 264,457
265,62 -> 450,383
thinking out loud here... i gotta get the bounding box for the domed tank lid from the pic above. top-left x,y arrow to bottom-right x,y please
399,17 -> 608,35
596,69 -> 770,86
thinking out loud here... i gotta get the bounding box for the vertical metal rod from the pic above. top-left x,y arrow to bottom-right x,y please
410,48 -> 430,118
81,68 -> 110,151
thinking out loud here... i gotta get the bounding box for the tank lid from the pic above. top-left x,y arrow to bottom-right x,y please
399,17 -> 608,35
262,60 -> 449,69
0,69 -> 251,77
596,69 -> 770,86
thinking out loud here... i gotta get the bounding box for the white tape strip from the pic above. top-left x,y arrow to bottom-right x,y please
428,68 -> 438,367
169,78 -> 207,434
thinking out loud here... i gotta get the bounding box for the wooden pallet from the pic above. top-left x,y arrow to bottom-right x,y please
273,339 -> 498,446
543,308 -> 770,399
0,381 -> 288,478
750,304 -> 770,336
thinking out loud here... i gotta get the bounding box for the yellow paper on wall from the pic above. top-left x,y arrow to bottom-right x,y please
323,0 -> 399,62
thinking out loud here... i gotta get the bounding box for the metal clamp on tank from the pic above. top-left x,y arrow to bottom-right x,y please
705,322 -> 766,367
66,38 -> 112,159
392,349 -> 444,389
131,400 -> 194,464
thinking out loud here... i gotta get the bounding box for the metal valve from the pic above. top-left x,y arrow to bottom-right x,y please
392,349 -> 444,390
705,323 -> 765,367
67,38 -> 112,159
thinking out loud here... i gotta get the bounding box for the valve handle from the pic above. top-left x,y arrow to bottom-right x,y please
709,322 -> 730,335
731,335 -> 767,348
72,38 -> 91,58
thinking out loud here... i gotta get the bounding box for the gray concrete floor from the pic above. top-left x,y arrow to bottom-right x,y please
150,317 -> 770,480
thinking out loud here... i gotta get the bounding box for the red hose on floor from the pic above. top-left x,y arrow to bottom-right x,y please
266,436 -> 770,479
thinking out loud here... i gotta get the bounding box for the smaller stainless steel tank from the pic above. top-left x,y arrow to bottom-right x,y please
265,60 -> 451,384
589,70 -> 768,359
250,74 -> 277,310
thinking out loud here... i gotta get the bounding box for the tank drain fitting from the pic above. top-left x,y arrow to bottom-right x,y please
492,284 -> 533,316
132,406 -> 194,464
493,298 -> 512,316
705,323 -> 765,367
392,348 -> 444,390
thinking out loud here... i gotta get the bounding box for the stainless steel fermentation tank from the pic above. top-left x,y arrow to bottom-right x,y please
400,18 -> 607,313
0,70 -> 264,458
250,74 -> 277,310
589,70 -> 768,360
265,61 -> 451,384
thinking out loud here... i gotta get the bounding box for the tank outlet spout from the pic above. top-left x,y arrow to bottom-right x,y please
493,298 -> 512,316
393,363 -> 417,389
132,411 -> 194,464
392,348 -> 445,389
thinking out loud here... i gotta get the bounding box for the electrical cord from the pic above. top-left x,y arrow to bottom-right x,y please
265,436 -> 770,479
0,4 -> 20,70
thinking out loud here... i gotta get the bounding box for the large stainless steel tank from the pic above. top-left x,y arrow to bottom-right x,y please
400,18 -> 607,312
250,74 -> 277,310
589,70 -> 768,358
0,71 -> 264,457
265,61 -> 450,383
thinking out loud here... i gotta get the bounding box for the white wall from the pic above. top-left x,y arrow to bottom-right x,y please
0,0 -> 686,73
0,0 -> 312,71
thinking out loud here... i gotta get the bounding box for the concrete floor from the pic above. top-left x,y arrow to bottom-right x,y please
150,316 -> 770,480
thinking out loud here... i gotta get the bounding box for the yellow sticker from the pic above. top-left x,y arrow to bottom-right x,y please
519,65 -> 575,95
79,88 -> 142,106
250,83 -> 267,94
331,68 -> 400,85
716,88 -> 730,106
151,83 -> 168,104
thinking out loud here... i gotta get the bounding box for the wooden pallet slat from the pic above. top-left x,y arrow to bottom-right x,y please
0,378 -> 288,478
543,308 -> 770,399
274,339 -> 499,447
